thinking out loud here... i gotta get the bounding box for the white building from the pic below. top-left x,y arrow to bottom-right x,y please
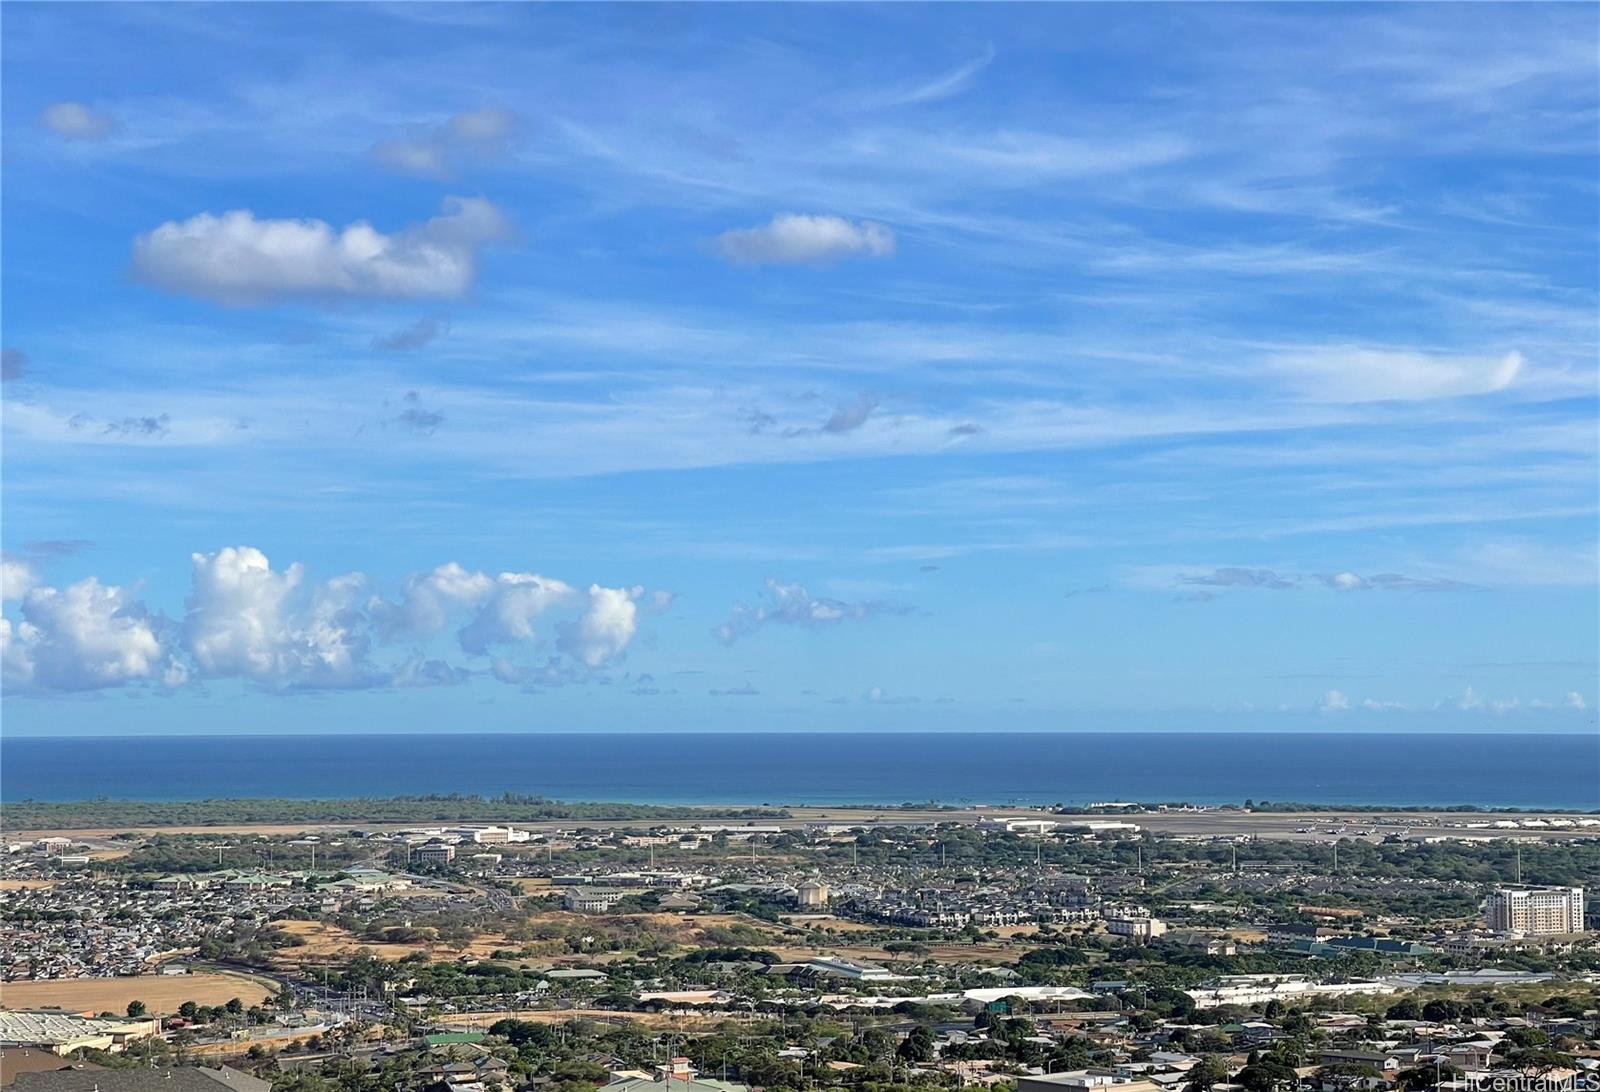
803,956 -> 903,981
978,816 -> 1060,835
1107,916 -> 1167,941
1184,974 -> 1395,1009
565,887 -> 630,912
1484,886 -> 1584,935
412,843 -> 456,864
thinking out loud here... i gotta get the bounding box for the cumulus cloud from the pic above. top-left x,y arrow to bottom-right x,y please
5,548 -> 667,697
39,101 -> 114,140
2,555 -> 37,602
557,585 -> 641,668
4,578 -> 181,692
372,562 -> 658,671
131,196 -> 511,305
715,578 -> 909,643
1273,347 -> 1523,403
370,108 -> 519,179
457,572 -> 581,656
391,654 -> 470,688
373,316 -> 449,351
185,547 -> 377,689
1317,689 -> 1350,713
1564,691 -> 1587,710
714,214 -> 895,265
370,561 -> 494,639
1,348 -> 28,381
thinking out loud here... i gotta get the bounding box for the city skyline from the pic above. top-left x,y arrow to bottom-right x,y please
2,3 -> 1596,735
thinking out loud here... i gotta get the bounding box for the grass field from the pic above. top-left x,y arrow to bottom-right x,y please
0,972 -> 275,1013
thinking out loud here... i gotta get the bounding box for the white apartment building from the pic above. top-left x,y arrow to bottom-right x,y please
1484,886 -> 1585,934
1107,915 -> 1168,941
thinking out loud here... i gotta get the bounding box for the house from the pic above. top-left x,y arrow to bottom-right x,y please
599,1060 -> 747,1092
11,1068 -> 271,1092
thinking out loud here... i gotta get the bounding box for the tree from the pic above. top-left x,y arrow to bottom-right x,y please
178,1001 -> 199,1020
1397,1063 -> 1458,1091
1386,999 -> 1423,1021
898,1026 -> 936,1064
1186,1056 -> 1230,1092
126,1001 -> 147,1018
225,997 -> 244,1015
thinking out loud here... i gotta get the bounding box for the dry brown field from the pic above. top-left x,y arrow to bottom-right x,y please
0,972 -> 274,1013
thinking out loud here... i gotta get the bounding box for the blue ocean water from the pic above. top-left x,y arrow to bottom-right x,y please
2,732 -> 1596,809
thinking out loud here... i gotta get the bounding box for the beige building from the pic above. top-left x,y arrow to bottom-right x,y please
1484,886 -> 1584,935
796,880 -> 829,907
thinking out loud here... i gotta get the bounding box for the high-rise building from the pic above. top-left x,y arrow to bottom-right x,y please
1484,886 -> 1584,934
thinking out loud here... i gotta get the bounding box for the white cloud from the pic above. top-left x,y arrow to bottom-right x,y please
557,584 -> 640,668
1564,691 -> 1587,710
1,555 -> 37,601
457,572 -> 580,656
714,214 -> 894,265
371,108 -> 518,179
184,547 -> 375,689
5,547 -> 666,697
39,102 -> 114,141
376,563 -> 661,672
130,196 -> 511,305
3,578 -> 177,692
1272,347 -> 1523,403
1318,689 -> 1350,713
715,578 -> 907,643
370,561 -> 495,639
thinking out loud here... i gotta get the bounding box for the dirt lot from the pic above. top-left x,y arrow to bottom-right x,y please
0,972 -> 275,1013
0,879 -> 59,891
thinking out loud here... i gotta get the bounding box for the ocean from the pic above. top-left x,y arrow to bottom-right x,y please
2,732 -> 1597,808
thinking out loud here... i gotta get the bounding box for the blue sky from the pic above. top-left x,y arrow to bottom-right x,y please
2,3 -> 1596,736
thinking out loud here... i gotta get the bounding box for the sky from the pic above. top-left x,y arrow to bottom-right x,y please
1,3 -> 1596,737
